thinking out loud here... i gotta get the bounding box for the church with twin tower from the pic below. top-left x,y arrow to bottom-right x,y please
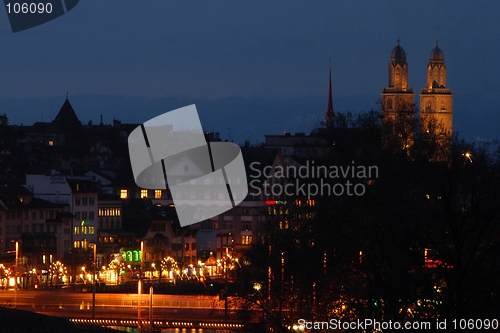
379,39 -> 453,138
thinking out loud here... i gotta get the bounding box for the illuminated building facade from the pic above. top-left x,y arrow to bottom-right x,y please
381,39 -> 415,126
420,41 -> 453,137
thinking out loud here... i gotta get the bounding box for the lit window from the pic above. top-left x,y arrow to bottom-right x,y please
155,190 -> 162,199
48,140 -> 54,146
120,189 -> 128,199
89,226 -> 94,234
74,226 -> 80,235
242,235 -> 253,245
141,190 -> 148,198
74,240 -> 80,248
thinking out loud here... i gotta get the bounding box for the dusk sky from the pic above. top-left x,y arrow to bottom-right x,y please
1,1 -> 499,143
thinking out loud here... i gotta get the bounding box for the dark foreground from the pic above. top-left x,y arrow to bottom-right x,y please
0,306 -> 120,333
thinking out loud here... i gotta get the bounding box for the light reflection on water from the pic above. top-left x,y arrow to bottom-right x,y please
110,327 -> 246,333
162,330 -> 242,333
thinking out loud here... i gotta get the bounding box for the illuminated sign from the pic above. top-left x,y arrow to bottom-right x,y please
121,250 -> 142,262
265,200 -> 287,205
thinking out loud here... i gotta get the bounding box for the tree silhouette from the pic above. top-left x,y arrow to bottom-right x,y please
240,110 -> 500,331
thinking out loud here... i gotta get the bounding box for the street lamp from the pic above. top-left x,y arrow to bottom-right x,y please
151,263 -> 158,280
127,264 -> 133,281
138,239 -> 145,332
15,241 -> 19,267
10,240 -> 20,291
140,240 -> 145,277
89,243 -> 97,318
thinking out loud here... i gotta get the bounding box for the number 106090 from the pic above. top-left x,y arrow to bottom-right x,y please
6,2 -> 53,14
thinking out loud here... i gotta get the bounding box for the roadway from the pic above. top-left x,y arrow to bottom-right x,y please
0,289 -> 249,321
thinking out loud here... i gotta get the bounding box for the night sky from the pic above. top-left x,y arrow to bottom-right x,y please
1,1 -> 499,144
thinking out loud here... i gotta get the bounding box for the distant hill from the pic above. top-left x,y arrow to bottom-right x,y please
0,94 -> 497,145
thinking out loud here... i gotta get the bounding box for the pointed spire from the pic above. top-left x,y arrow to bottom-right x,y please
397,37 -> 400,45
66,91 -> 68,100
436,39 -> 439,46
325,60 -> 334,123
52,96 -> 82,132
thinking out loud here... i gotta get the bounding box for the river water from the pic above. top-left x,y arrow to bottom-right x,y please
111,327 -> 249,333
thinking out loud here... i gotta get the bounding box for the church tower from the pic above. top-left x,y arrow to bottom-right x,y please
420,41 -> 453,137
381,39 -> 415,121
325,62 -> 334,125
381,39 -> 415,150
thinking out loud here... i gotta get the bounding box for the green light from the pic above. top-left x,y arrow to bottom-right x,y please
122,249 -> 143,262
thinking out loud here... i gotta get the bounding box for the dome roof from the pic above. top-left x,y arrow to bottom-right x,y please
430,45 -> 445,63
390,41 -> 407,65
